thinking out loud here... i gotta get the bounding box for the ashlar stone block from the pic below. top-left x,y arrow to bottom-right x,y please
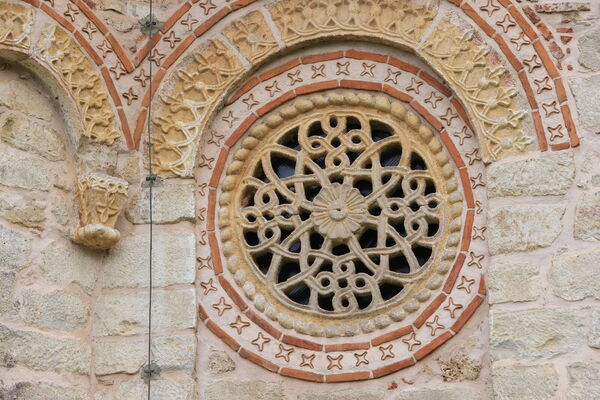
115,377 -> 197,400
487,152 -> 574,196
570,75 -> 600,130
574,190 -> 600,241
94,340 -> 146,375
488,260 -> 540,304
492,364 -> 558,400
0,152 -> 53,191
590,309 -> 600,349
21,289 -> 89,331
488,205 -> 565,255
549,247 -> 600,301
42,239 -> 98,294
0,224 -> 32,271
204,380 -> 284,400
567,362 -> 600,400
125,181 -> 195,224
490,308 -> 584,359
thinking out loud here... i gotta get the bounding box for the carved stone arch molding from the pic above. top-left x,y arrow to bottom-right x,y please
146,0 -> 577,382
0,1 -> 128,249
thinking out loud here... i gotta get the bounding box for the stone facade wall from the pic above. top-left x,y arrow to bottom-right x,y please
0,0 -> 599,399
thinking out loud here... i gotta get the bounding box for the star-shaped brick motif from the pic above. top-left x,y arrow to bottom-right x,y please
212,297 -> 232,316
96,40 -> 112,58
149,49 -> 165,67
265,81 -> 281,97
470,173 -> 485,189
384,68 -> 401,84
425,91 -> 443,109
542,101 -> 560,117
440,108 -> 458,125
426,315 -> 445,336
134,68 -> 150,87
181,13 -> 199,31
287,70 -> 303,85
207,131 -> 225,147
457,275 -> 476,294
480,0 -> 500,17
354,351 -> 369,366
379,344 -> 395,360
242,94 -> 259,110
300,353 -> 315,368
548,125 -> 565,141
163,31 -> 181,48
534,77 -> 552,94
311,64 -> 326,78
443,297 -> 464,318
472,226 -> 486,240
510,32 -> 531,51
465,148 -> 481,165
229,315 -> 250,334
275,344 -> 294,362
221,111 -> 238,128
336,61 -> 350,76
452,126 -> 473,145
197,256 -> 213,270
496,14 -> 516,33
467,251 -> 485,269
360,62 -> 375,77
327,354 -> 343,370
402,332 -> 421,351
109,62 -> 126,79
251,332 -> 271,352
122,87 -> 138,105
63,3 -> 79,22
199,0 -> 217,15
198,155 -> 215,169
82,22 -> 97,40
200,278 -> 217,295
523,55 -> 542,73
406,77 -> 423,94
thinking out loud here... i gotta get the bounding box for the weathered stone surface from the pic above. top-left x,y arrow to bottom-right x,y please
2,382 -> 88,400
208,350 -> 236,375
102,233 -> 195,288
125,181 -> 195,224
0,152 -> 53,191
153,334 -> 196,373
576,150 -> 600,189
574,190 -> 600,241
488,260 -> 540,304
0,224 -> 31,270
0,80 -> 55,121
590,309 -> 600,349
94,340 -> 145,375
115,377 -> 197,400
488,152 -> 574,196
488,205 -> 565,255
21,289 -> 89,331
2,199 -> 46,229
204,381 -> 284,400
76,141 -> 118,175
492,364 -> 558,400
94,289 -> 196,336
567,361 -> 600,400
490,308 -> 584,359
0,270 -> 17,316
439,354 -> 481,382
570,75 -> 600,130
549,247 -> 600,301
578,28 -> 600,71
0,323 -> 90,374
42,240 -> 98,294
0,112 -> 65,161
395,388 -> 481,400
299,390 -> 384,400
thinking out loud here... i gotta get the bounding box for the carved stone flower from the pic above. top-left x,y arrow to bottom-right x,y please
311,183 -> 367,240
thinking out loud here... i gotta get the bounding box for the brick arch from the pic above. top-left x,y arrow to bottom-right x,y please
0,1 -> 123,150
145,0 -> 577,177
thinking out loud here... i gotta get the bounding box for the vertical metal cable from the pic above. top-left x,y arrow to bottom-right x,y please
146,0 -> 155,398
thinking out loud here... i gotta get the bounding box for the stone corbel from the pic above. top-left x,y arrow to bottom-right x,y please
73,173 -> 128,250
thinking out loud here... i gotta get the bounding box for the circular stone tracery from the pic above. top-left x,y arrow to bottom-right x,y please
236,112 -> 444,316
219,92 -> 463,336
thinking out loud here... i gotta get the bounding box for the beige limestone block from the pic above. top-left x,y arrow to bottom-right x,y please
567,362 -> 600,400
42,239 -> 99,294
549,247 -> 600,301
487,152 -> 574,196
299,390 -> 384,400
0,323 -> 91,374
0,152 -> 54,191
1,382 -> 88,400
102,232 -> 195,288
0,112 -> 66,161
2,199 -> 46,230
492,364 -> 559,400
208,350 -> 236,375
94,289 -> 196,336
488,260 -> 540,304
0,270 -> 17,316
125,181 -> 196,224
394,388 -> 482,400
570,75 -> 600,130
21,289 -> 89,331
590,309 -> 600,349
488,205 -> 565,255
0,80 -> 54,121
0,224 -> 32,271
115,377 -> 197,400
94,340 -> 146,375
204,380 -> 284,400
578,27 -> 600,71
574,190 -> 600,241
152,334 -> 196,373
490,308 -> 584,359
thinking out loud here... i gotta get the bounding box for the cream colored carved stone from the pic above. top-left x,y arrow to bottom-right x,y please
224,11 -> 279,63
219,92 -> 462,336
152,39 -> 244,177
74,173 -> 128,250
420,17 -> 532,162
0,2 -> 33,50
36,25 -> 120,145
269,0 -> 438,47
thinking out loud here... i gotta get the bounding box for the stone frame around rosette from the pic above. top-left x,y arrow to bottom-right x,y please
194,44 -> 487,381
218,92 -> 463,338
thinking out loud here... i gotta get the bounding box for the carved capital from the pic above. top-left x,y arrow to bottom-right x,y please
74,173 -> 128,249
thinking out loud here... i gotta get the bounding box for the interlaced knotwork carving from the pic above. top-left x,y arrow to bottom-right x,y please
237,112 -> 442,314
0,3 -> 33,50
